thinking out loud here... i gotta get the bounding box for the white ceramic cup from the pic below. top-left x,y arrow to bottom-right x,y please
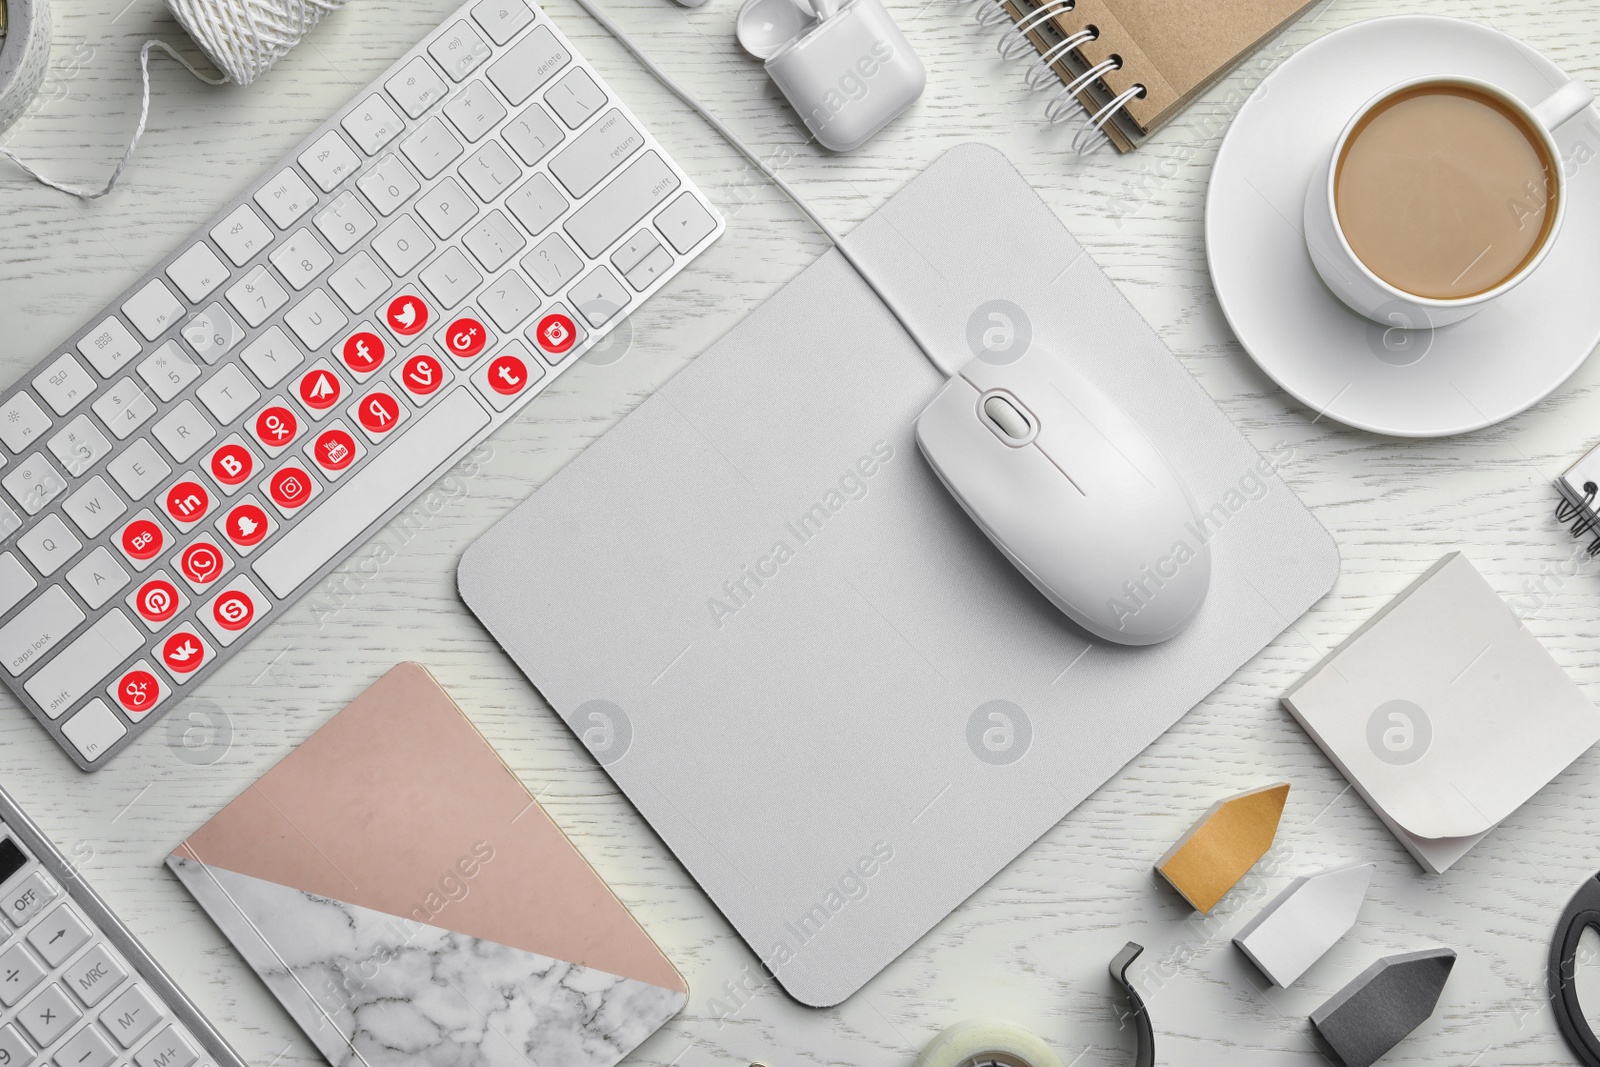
1303,75 -> 1593,328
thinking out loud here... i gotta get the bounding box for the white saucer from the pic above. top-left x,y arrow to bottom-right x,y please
1206,16 -> 1600,437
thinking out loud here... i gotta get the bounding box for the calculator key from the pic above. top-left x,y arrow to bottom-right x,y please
546,69 -> 607,129
206,437 -> 257,494
165,243 -> 229,303
357,155 -> 419,217
53,1019 -> 116,1067
19,515 -> 81,576
63,943 -> 126,1007
472,340 -> 542,411
225,266 -> 289,329
121,280 -> 185,342
295,361 -> 346,418
61,700 -> 127,764
65,547 -> 129,610
268,229 -> 333,291
443,79 -> 507,143
109,661 -> 169,721
217,498 -> 275,554
254,169 -> 317,229
502,104 -> 564,167
0,1023 -> 31,1067
137,342 -> 201,403
128,574 -> 186,629
313,191 -> 377,254
18,984 -> 80,1048
61,478 -> 124,539
487,26 -> 570,106
656,192 -> 718,254
386,56 -> 448,119
92,379 -> 156,441
298,130 -> 360,193
152,402 -> 216,464
371,215 -> 436,277
479,273 -> 539,332
4,453 -> 67,515
101,984 -> 161,1048
106,442 -> 171,503
33,355 -> 96,416
263,460 -> 320,514
400,118 -> 464,181
0,944 -> 45,1006
283,289 -> 349,351
419,249 -> 483,309
471,0 -> 534,45
209,205 -> 273,267
239,326 -> 303,389
116,513 -> 167,570
201,575 -> 266,645
27,905 -> 90,967
551,109 -> 641,198
4,874 -> 57,930
428,21 -> 491,82
0,393 -> 53,454
179,302 -> 245,365
523,233 -> 582,295
158,626 -> 213,681
0,554 -> 38,616
134,1028 -> 197,1067
328,252 -> 391,314
75,318 -> 141,379
48,415 -> 112,477
196,365 -> 261,425
341,93 -> 405,155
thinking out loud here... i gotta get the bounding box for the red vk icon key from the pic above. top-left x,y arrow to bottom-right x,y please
161,629 -> 208,676
386,294 -> 428,337
443,317 -> 487,362
164,481 -> 210,526
209,442 -> 253,488
179,540 -> 226,587
313,428 -> 357,473
536,312 -> 576,356
342,330 -> 386,373
298,367 -> 343,411
401,353 -> 444,398
134,578 -> 180,624
120,518 -> 164,562
254,405 -> 299,448
356,391 -> 402,436
212,589 -> 254,632
223,502 -> 270,549
487,353 -> 528,396
114,668 -> 163,715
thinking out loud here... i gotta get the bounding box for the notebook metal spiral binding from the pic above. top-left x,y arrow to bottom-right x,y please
996,0 -> 1074,60
1555,481 -> 1600,556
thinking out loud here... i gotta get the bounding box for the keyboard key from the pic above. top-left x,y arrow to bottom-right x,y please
371,215 -> 437,276
61,478 -> 125,539
250,403 -> 301,457
530,303 -> 586,361
128,574 -> 187,630
136,342 -> 200,403
0,1024 -> 31,1067
400,118 -> 464,180
33,355 -> 97,417
206,436 -> 258,493
225,266 -> 289,328
569,266 -> 631,327
216,496 -> 276,554
209,205 -> 273,267
505,173 -> 567,237
463,211 -> 525,272
349,386 -> 408,441
284,288 -> 349,350
48,416 -> 112,478
1,393 -> 52,455
172,535 -> 231,593
165,243 -> 229,303
341,94 -> 405,155
121,280 -> 185,342
179,302 -> 245,365
24,612 -> 142,720
313,191 -> 377,253
523,233 -> 582,294
503,104 -> 564,166
134,1027 -> 196,1067
551,109 -> 642,198
472,0 -> 534,44
4,453 -> 67,515
479,273 -> 539,331
4,874 -> 56,930
162,476 -> 214,529
76,318 -> 142,379
329,252 -> 391,313
153,401 -> 217,462
268,229 -> 333,291
254,169 -> 318,229
92,379 -> 156,441
115,512 -> 168,570
419,248 -> 483,308
196,366 -> 260,425
27,905 -> 90,966
625,246 -> 673,291
611,229 -> 660,275
62,944 -> 125,1008
200,575 -> 266,645
565,151 -> 679,258
100,984 -> 161,1048
107,442 -> 171,502
394,352 -> 449,405
384,290 -> 431,339
428,21 -> 491,81
0,554 -> 37,616
386,56 -> 448,119
18,984 -> 79,1047
158,624 -> 213,682
443,79 -> 506,142
487,26 -> 570,106
60,700 -> 127,764
416,177 -> 479,239
252,389 -> 489,597
262,459 -> 320,515
19,515 -> 81,576
109,660 -> 171,719
298,130 -> 360,192
295,362 -> 346,419
435,314 -> 490,366
53,1019 -> 117,1067
472,339 -> 542,411
0,502 -> 21,542
547,69 -> 606,128
304,421 -> 366,480
0,943 -> 45,1006
337,326 -> 387,380
240,326 -> 303,389
65,547 -> 129,610
359,155 -> 420,218
459,142 -> 518,203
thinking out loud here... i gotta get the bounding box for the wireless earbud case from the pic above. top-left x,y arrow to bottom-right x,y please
763,0 -> 924,152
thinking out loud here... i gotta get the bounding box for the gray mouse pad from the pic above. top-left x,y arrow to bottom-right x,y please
459,143 -> 1340,1007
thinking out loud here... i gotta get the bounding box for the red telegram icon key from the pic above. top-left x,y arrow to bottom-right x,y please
386,293 -> 429,337
298,367 -> 343,412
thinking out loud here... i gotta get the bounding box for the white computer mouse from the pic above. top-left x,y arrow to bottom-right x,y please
915,344 -> 1210,645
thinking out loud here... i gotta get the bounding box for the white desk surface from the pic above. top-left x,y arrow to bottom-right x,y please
3,0 -> 1600,1063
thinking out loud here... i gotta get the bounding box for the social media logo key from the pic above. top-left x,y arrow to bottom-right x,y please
298,368 -> 342,411
488,354 -> 529,396
115,668 -> 162,714
121,518 -> 164,561
402,353 -> 444,396
135,578 -> 181,623
179,541 -> 225,586
164,481 -> 210,524
342,330 -> 387,373
387,294 -> 428,336
269,466 -> 313,510
357,391 -> 402,435
445,317 -> 487,361
209,442 -> 253,487
225,502 -> 270,548
314,428 -> 358,472
255,405 -> 299,447
212,590 -> 255,632
161,630 -> 206,675
537,313 -> 576,355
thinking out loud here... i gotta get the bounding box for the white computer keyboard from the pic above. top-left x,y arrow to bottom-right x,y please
0,0 -> 724,770
0,784 -> 244,1067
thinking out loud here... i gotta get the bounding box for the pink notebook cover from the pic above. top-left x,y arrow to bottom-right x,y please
168,662 -> 687,1067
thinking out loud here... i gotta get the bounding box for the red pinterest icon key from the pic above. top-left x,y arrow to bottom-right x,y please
386,294 -> 428,337
443,317 -> 487,361
121,519 -> 164,562
135,578 -> 180,623
209,442 -> 253,487
342,331 -> 386,373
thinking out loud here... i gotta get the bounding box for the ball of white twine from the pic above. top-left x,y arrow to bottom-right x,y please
167,0 -> 349,87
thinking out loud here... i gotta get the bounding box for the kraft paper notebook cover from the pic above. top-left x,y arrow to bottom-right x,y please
458,143 -> 1342,1007
167,663 -> 687,1067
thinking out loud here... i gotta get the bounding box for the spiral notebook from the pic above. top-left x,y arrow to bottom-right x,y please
979,0 -> 1321,151
1556,440 -> 1600,553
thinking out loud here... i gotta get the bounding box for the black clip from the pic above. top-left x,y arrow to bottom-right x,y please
1549,872 -> 1600,1065
1109,942 -> 1155,1067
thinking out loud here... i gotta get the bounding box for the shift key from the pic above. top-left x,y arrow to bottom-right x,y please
549,109 -> 643,198
563,152 -> 679,258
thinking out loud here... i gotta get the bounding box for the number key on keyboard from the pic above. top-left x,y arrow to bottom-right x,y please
92,380 -> 156,441
180,303 -> 246,366
314,192 -> 377,253
268,229 -> 333,291
139,342 -> 202,402
358,155 -> 420,216
47,416 -> 111,477
4,454 -> 67,515
225,267 -> 289,329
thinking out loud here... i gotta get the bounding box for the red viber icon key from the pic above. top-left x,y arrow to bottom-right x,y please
386,293 -> 428,337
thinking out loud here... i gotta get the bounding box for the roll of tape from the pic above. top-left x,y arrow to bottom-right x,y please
917,1018 -> 1064,1067
0,0 -> 52,134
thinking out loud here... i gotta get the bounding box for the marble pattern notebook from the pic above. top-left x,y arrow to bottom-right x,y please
167,663 -> 687,1067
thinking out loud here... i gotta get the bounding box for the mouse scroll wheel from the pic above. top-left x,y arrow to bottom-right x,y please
983,396 -> 1032,440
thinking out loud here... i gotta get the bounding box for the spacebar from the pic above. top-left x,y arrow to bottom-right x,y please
253,389 -> 490,598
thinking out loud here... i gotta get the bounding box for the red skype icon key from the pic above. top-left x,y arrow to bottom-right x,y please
134,578 -> 180,623
115,669 -> 161,714
536,313 -> 576,356
212,590 -> 254,632
121,519 -> 164,562
386,294 -> 428,337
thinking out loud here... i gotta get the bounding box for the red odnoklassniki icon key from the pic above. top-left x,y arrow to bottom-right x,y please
210,442 -> 253,487
135,579 -> 179,623
161,631 -> 205,674
402,353 -> 444,396
121,519 -> 164,561
387,294 -> 428,336
225,503 -> 270,548
342,330 -> 386,372
255,405 -> 298,446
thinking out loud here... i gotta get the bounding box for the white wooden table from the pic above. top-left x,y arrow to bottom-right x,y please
4,0 -> 1600,1063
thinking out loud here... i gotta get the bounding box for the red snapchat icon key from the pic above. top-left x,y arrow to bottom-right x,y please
121,518 -> 164,562
342,330 -> 386,373
443,317 -> 487,362
536,312 -> 576,356
134,578 -> 180,624
209,442 -> 253,488
164,480 -> 210,525
386,294 -> 428,337
298,367 -> 343,411
401,353 -> 444,397
224,502 -> 270,549
161,630 -> 206,675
